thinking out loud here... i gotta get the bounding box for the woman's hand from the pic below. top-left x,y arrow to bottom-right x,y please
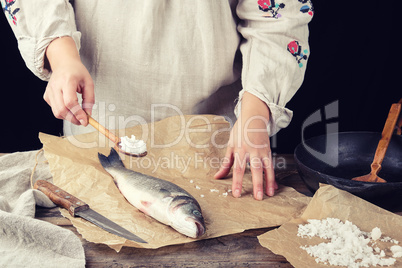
214,92 -> 278,200
43,36 -> 94,126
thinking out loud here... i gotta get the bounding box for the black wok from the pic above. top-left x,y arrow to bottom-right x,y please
294,132 -> 402,207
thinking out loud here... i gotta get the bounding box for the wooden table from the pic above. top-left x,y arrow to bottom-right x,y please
25,154 -> 402,267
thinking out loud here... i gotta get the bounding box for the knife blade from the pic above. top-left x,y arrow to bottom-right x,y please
34,179 -> 147,243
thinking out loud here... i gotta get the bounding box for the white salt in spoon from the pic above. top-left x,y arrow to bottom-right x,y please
87,114 -> 147,157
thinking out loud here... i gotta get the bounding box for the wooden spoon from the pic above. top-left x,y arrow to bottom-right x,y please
352,103 -> 401,183
395,98 -> 402,135
87,114 -> 147,157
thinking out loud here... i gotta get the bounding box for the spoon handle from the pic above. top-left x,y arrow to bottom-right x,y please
370,103 -> 401,175
87,114 -> 120,144
396,98 -> 402,135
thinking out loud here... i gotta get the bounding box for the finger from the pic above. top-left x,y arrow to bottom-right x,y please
214,148 -> 234,180
45,85 -> 80,125
263,155 -> 276,196
231,150 -> 247,198
81,77 -> 95,117
250,156 -> 264,200
63,81 -> 87,126
43,89 -> 51,106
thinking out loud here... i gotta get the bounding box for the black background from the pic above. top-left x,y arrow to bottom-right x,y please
0,1 -> 400,153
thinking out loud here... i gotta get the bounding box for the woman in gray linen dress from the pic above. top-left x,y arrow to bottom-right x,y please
2,0 -> 313,200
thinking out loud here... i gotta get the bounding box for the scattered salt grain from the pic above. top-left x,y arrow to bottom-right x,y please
210,189 -> 219,193
200,194 -> 205,198
222,192 -> 228,197
190,180 -> 194,183
381,237 -> 399,244
195,185 -> 201,190
297,218 -> 400,267
391,245 -> 402,258
371,227 -> 382,241
380,250 -> 386,257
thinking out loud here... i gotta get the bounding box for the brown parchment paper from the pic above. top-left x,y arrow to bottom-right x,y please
39,114 -> 311,251
258,184 -> 402,268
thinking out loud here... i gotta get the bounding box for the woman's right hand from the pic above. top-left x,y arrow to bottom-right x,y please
43,36 -> 94,126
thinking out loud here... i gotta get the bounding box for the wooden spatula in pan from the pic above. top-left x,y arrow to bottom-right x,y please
352,102 -> 401,183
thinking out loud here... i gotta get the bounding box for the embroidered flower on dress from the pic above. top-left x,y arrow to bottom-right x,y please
1,0 -> 20,25
287,40 -> 308,68
298,0 -> 314,16
258,0 -> 285,19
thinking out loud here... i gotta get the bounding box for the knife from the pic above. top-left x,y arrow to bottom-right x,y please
34,179 -> 147,243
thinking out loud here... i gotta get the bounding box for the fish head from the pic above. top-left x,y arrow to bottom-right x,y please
168,195 -> 206,238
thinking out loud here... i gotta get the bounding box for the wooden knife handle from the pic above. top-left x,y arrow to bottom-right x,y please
34,180 -> 89,217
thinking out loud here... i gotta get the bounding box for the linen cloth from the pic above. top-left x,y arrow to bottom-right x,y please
2,0 -> 313,136
0,151 -> 85,268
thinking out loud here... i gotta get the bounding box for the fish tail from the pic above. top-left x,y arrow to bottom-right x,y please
98,147 -> 125,171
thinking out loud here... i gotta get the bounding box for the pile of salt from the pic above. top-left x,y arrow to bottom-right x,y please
297,218 -> 400,267
119,135 -> 147,155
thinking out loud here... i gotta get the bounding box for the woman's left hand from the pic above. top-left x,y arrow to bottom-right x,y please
214,92 -> 278,200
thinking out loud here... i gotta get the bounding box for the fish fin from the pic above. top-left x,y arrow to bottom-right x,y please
98,147 -> 125,170
141,200 -> 152,208
140,201 -> 152,215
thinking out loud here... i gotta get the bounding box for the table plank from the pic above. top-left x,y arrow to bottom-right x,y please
85,229 -> 293,267
35,206 -> 293,267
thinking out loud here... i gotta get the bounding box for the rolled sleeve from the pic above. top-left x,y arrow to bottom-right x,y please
235,0 -> 313,136
2,0 -> 81,81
